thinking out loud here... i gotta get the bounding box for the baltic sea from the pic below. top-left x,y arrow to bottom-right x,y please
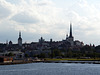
0,63 -> 100,75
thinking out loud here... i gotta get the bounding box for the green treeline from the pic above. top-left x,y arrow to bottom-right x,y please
34,45 -> 100,59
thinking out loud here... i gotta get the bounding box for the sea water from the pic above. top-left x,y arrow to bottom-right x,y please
0,63 -> 100,75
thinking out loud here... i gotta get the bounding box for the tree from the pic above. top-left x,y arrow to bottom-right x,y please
39,53 -> 46,58
67,49 -> 73,58
8,52 -> 14,56
25,54 -> 29,58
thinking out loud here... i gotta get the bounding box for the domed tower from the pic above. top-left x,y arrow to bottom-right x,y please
18,31 -> 22,46
9,40 -> 13,47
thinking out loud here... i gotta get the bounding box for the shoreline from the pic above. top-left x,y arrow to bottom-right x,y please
0,60 -> 45,65
44,60 -> 100,64
1,60 -> 100,65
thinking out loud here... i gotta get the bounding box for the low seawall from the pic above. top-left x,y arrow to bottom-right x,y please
1,60 -> 100,65
44,60 -> 100,64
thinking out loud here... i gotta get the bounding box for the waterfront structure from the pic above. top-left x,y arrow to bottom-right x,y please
0,50 -> 24,60
0,56 -> 13,63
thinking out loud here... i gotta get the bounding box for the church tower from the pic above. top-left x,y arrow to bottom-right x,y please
68,23 -> 74,46
69,23 -> 73,38
18,31 -> 22,47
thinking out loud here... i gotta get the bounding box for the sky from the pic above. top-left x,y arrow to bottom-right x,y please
0,0 -> 100,45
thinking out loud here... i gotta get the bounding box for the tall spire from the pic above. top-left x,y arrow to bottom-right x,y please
18,31 -> 22,47
69,23 -> 73,38
19,31 -> 21,38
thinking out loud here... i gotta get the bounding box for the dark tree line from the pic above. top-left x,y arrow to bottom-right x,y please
25,45 -> 100,59
48,45 -> 100,58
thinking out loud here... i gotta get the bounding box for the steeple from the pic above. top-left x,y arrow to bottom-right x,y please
69,23 -> 73,38
18,31 -> 22,47
19,31 -> 21,38
66,34 -> 68,39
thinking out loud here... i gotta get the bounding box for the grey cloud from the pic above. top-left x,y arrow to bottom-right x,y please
11,12 -> 39,24
0,4 -> 11,19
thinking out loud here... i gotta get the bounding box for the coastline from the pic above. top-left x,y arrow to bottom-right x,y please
1,59 -> 100,65
0,60 -> 44,65
44,60 -> 100,64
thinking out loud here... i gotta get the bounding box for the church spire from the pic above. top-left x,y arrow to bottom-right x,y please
18,31 -> 22,47
19,31 -> 21,38
69,23 -> 73,38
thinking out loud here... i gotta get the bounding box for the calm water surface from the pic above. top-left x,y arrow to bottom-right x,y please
0,63 -> 100,75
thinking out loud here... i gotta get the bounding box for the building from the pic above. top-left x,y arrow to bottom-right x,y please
0,23 -> 84,58
59,23 -> 83,50
0,56 -> 13,63
62,23 -> 74,47
18,32 -> 22,47
68,23 -> 74,46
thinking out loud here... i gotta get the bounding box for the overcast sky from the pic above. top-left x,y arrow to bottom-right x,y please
0,0 -> 100,45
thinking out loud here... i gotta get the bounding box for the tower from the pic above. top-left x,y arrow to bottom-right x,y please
68,23 -> 74,46
66,34 -> 68,41
39,37 -> 45,45
69,23 -> 73,38
18,31 -> 22,47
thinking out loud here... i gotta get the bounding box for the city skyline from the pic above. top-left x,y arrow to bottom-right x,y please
0,0 -> 100,45
2,23 -> 75,44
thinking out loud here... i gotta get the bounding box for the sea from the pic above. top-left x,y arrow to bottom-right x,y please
0,63 -> 100,75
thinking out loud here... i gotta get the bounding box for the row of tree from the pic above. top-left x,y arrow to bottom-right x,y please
30,45 -> 100,58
